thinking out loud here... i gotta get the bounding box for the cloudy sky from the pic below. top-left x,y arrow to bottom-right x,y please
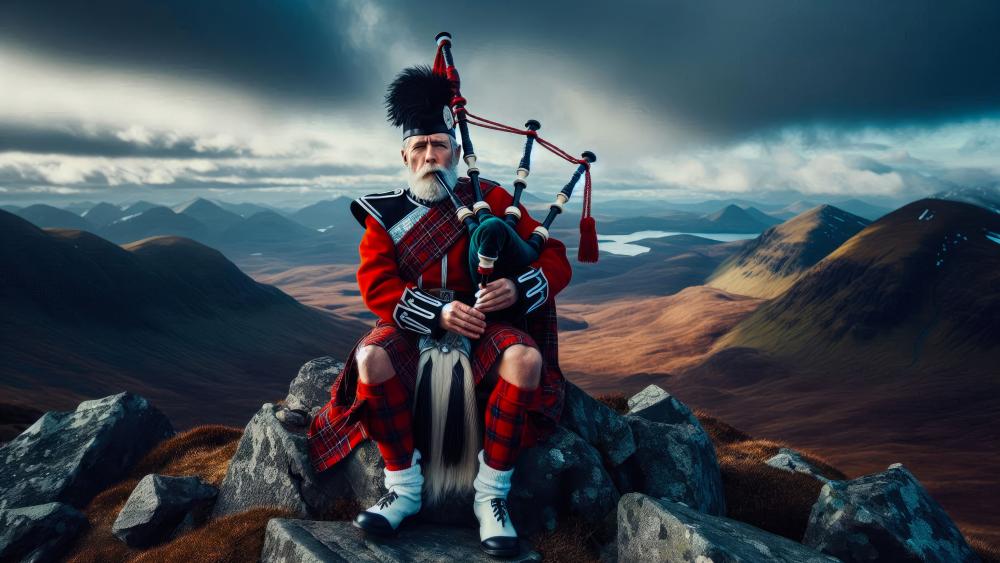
2,0 -> 999,209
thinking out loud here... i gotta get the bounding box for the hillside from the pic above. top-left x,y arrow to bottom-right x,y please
289,197 -> 357,230
0,210 -> 366,426
707,205 -> 870,298
82,202 -> 126,227
217,210 -> 321,244
99,205 -> 209,244
15,203 -> 93,230
703,204 -> 782,232
172,198 -> 244,232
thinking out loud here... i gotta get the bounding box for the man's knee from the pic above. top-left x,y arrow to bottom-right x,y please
499,344 -> 542,389
356,345 -> 394,384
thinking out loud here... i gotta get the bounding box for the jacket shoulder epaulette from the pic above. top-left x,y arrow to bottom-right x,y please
350,188 -> 436,244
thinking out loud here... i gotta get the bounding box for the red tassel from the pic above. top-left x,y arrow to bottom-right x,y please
578,216 -> 599,263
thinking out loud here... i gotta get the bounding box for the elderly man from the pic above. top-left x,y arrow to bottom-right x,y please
307,66 -> 570,558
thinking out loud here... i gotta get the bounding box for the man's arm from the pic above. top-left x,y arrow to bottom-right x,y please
357,215 -> 486,338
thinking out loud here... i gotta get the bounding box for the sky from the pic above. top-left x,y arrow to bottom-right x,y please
2,0 -> 999,209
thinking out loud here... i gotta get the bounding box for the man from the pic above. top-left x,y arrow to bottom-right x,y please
307,66 -> 571,558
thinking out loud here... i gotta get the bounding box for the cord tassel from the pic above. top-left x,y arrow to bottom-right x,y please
578,216 -> 599,263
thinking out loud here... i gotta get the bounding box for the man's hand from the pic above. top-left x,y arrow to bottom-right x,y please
440,301 -> 486,339
474,278 -> 517,313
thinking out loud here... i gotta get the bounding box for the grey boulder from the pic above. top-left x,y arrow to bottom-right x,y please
0,393 -> 174,510
766,447 -> 831,483
0,502 -> 88,563
613,413 -> 726,516
559,381 -> 636,465
284,356 -> 344,416
627,384 -> 700,427
803,463 -> 980,562
112,474 -> 218,548
212,403 -> 350,519
618,493 -> 839,563
261,519 -> 541,562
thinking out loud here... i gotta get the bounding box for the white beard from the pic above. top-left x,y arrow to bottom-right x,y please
407,161 -> 458,203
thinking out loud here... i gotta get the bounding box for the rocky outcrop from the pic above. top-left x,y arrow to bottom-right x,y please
0,393 -> 174,510
212,403 -> 350,519
260,519 -> 541,562
559,381 -> 636,465
276,357 -> 344,425
627,384 -> 699,427
0,502 -> 88,563
766,447 -> 831,483
803,463 -> 980,562
112,474 -> 218,548
617,493 -> 839,563
611,385 -> 726,516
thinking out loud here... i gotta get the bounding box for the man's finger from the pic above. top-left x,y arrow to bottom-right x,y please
452,318 -> 483,336
456,301 -> 486,321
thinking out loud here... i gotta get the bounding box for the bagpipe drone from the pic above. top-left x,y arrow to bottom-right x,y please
429,31 -> 599,285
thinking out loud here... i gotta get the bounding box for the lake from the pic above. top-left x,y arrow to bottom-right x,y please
599,230 -> 758,256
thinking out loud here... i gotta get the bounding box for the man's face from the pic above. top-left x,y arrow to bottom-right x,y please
401,133 -> 458,177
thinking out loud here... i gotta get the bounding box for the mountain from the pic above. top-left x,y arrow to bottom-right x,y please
830,198 -> 892,221
0,205 -> 21,213
214,200 -> 284,218
706,205 -> 870,298
702,204 -> 780,232
172,197 -> 244,232
741,206 -> 784,225
0,209 -> 365,426
61,201 -> 98,215
99,205 -> 209,244
81,202 -> 126,227
771,200 -> 821,219
121,200 -> 160,215
716,198 -> 999,364
931,185 -> 1000,214
217,210 -> 320,244
15,204 -> 93,230
289,197 -> 357,231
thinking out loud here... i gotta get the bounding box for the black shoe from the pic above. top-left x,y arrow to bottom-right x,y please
352,510 -> 397,537
480,535 -> 520,558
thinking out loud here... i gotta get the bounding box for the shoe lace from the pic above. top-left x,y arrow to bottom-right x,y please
377,490 -> 399,510
490,498 -> 508,526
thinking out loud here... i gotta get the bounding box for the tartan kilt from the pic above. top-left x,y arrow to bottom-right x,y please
307,302 -> 565,473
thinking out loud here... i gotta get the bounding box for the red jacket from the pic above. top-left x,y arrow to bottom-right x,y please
356,183 -> 572,322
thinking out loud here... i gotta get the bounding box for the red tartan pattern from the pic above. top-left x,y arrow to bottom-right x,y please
356,376 -> 414,471
483,378 -> 538,471
396,178 -> 496,281
307,308 -> 564,473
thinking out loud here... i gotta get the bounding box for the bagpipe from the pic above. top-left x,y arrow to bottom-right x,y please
429,32 -> 599,287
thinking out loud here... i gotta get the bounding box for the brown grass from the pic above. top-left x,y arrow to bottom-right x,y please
67,425 -> 242,562
530,515 -> 607,563
969,534 -> 1000,563
130,507 -> 294,563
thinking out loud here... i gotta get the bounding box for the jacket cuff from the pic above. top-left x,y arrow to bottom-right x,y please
509,267 -> 549,317
392,287 -> 445,336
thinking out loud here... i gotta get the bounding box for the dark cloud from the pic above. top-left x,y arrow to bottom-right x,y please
382,0 -> 1000,138
0,0 -> 375,106
0,125 -> 246,158
5,1 -> 999,140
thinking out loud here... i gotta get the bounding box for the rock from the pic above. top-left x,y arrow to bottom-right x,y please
617,493 -> 839,563
803,463 -> 980,562
0,393 -> 174,510
212,403 -> 350,519
766,447 -> 831,483
559,381 -> 636,466
627,384 -> 699,427
260,519 -> 541,562
612,414 -> 725,516
510,425 -> 621,535
112,474 -> 218,548
284,357 -> 344,416
0,502 -> 88,563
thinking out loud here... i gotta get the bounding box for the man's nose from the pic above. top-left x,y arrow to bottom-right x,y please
423,145 -> 437,163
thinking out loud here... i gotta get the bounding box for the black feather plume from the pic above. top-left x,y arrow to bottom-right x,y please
385,65 -> 453,129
